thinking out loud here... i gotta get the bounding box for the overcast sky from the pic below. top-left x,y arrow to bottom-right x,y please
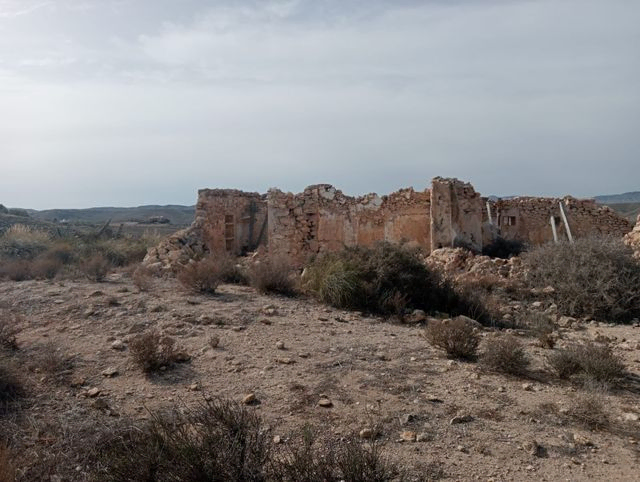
0,0 -> 638,209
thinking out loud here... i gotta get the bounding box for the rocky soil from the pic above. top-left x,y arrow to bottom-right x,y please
1,274 -> 640,481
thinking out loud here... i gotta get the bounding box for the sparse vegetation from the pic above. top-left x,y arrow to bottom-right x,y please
0,311 -> 20,351
0,359 -> 26,417
250,255 -> 297,296
523,237 -> 640,322
81,253 -> 111,282
547,342 -> 625,387
480,335 -> 530,376
526,311 -> 556,348
129,330 -> 183,373
132,265 -> 155,291
567,391 -> 610,430
304,242 -> 489,320
425,317 -> 479,360
95,398 -> 270,482
178,257 -> 222,294
482,236 -> 526,259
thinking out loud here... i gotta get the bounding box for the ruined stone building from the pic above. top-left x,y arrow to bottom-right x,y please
144,178 -> 632,268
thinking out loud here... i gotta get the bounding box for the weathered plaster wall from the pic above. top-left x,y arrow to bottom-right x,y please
268,184 -> 431,263
488,197 -> 631,244
430,177 -> 483,252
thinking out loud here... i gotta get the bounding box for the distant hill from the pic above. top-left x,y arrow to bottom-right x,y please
595,191 -> 640,204
30,205 -> 195,226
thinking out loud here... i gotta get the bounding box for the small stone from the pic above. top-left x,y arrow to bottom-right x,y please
69,376 -> 86,388
259,319 -> 272,325
111,340 -> 126,351
399,414 -> 416,425
101,367 -> 119,377
86,388 -> 101,398
318,398 -> 333,408
275,341 -> 286,350
523,440 -> 544,457
232,326 -> 245,332
573,433 -> 594,446
457,445 -> 468,453
275,357 -> 294,365
416,433 -> 430,442
623,412 -> 639,422
450,415 -> 474,425
359,428 -> 375,439
522,383 -> 534,391
189,383 -> 199,391
400,431 -> 416,442
243,393 -> 257,405
91,398 -> 109,411
497,386 -> 506,393
525,464 -> 535,471
273,435 -> 281,444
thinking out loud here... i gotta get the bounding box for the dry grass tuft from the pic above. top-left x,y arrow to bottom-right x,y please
480,335 -> 530,376
129,330 -> 183,373
250,255 -> 297,296
425,317 -> 479,360
177,257 -> 221,294
547,341 -> 625,388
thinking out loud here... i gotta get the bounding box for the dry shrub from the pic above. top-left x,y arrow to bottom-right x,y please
132,265 -> 154,292
0,444 -> 15,482
28,343 -> 73,381
0,359 -> 26,417
178,257 -> 221,294
94,398 -> 270,482
567,391 -> 610,430
271,426 -> 399,482
81,253 -> 110,282
0,259 -> 32,281
425,317 -> 479,360
482,236 -> 526,259
0,224 -> 51,260
216,253 -> 249,285
304,242 -> 487,320
523,237 -> 640,322
30,256 -> 63,280
250,255 -> 297,296
0,311 -> 20,351
527,311 -> 556,348
130,330 -> 182,373
547,342 -> 625,387
480,335 -> 530,376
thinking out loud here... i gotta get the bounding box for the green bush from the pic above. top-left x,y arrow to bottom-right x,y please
304,242 -> 488,320
523,237 -> 640,322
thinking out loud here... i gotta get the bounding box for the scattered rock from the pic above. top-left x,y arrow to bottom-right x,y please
189,383 -> 199,391
450,415 -> 474,425
243,393 -> 257,405
208,335 -> 220,348
101,367 -> 119,378
522,383 -> 534,391
318,398 -> 333,408
416,433 -> 430,442
400,431 -> 417,442
111,340 -> 126,351
399,414 -> 416,425
275,341 -> 286,350
275,357 -> 294,365
86,388 -> 101,398
359,428 -> 375,439
523,440 -> 545,457
623,412 -> 639,422
273,435 -> 281,444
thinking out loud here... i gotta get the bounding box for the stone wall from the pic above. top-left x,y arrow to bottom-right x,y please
144,178 -> 634,269
267,184 -> 431,264
430,177 -> 483,252
624,215 -> 640,258
196,189 -> 268,255
487,197 -> 631,244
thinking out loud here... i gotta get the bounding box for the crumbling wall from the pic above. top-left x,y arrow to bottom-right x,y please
268,184 -> 431,263
197,189 -> 268,255
430,178 -> 483,252
624,215 -> 640,258
489,197 -> 631,244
